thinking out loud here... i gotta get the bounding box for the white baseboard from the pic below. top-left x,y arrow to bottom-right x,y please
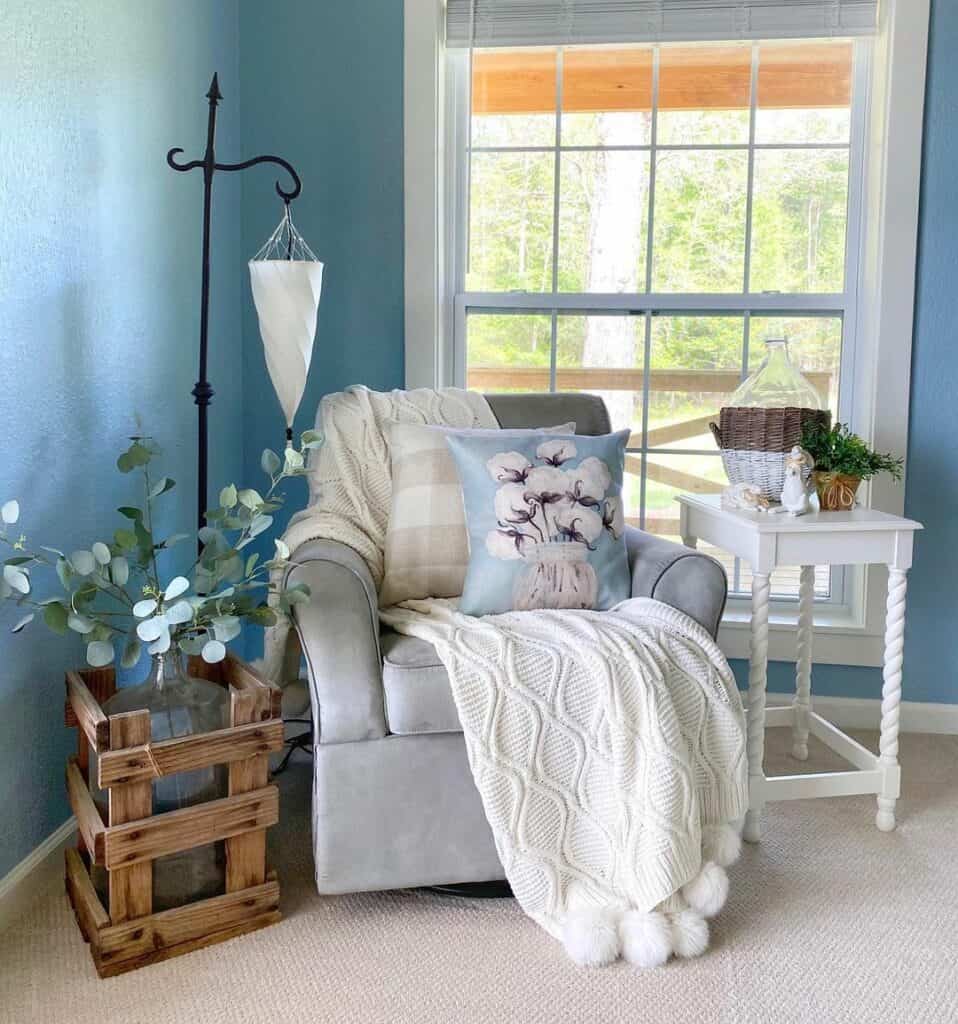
766,694 -> 958,734
0,818 -> 76,932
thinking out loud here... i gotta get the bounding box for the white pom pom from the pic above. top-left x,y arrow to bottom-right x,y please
703,823 -> 742,868
619,910 -> 672,968
670,909 -> 709,959
680,861 -> 729,918
562,908 -> 621,967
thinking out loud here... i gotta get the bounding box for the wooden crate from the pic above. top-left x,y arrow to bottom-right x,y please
63,653 -> 284,977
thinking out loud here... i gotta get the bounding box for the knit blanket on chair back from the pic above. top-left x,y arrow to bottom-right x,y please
265,385 -> 748,967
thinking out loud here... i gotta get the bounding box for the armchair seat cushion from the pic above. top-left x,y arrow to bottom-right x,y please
381,630 -> 462,735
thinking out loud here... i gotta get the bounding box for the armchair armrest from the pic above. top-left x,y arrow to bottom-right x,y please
624,525 -> 727,638
285,539 -> 387,744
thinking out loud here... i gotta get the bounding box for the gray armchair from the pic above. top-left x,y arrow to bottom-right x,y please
286,393 -> 727,895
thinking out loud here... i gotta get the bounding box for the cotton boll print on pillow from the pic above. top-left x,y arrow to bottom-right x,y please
446,430 -> 631,616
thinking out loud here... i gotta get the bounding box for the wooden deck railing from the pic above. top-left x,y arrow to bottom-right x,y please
469,364 -> 833,539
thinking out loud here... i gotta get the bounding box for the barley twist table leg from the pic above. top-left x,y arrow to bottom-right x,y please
744,572 -> 770,844
792,565 -> 815,761
877,568 -> 908,832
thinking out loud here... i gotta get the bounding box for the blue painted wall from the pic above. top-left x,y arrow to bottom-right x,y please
2,0 -> 953,877
899,0 -> 958,705
0,0 -> 242,877
238,0 -> 406,554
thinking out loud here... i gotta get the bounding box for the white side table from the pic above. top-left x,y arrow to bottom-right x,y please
676,494 -> 922,843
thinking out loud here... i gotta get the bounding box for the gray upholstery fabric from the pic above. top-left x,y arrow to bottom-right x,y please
291,391 -> 729,893
381,631 -> 461,735
485,392 -> 611,436
287,539 -> 387,744
624,525 -> 728,637
313,733 -> 505,893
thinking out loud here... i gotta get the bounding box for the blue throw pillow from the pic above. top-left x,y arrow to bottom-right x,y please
445,429 -> 631,616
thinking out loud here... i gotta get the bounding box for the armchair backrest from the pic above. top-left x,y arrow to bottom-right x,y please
483,392 -> 611,436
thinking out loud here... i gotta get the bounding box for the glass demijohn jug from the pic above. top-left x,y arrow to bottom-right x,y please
729,338 -> 822,410
92,643 -> 229,911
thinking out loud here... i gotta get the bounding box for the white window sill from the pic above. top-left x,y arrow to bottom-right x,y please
718,602 -> 884,667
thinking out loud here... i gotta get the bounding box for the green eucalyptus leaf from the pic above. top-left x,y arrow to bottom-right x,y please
149,477 -> 175,499
120,638 -> 142,669
198,526 -> 227,552
134,520 -> 153,555
116,452 -> 134,473
220,555 -> 245,583
300,429 -> 323,449
237,489 -> 263,510
158,532 -> 189,549
201,639 -> 226,664
70,550 -> 95,576
4,556 -> 31,566
43,601 -> 69,635
86,640 -> 115,668
245,553 -> 260,576
67,613 -> 95,635
110,556 -> 130,586
179,635 -> 207,656
127,443 -> 152,468
114,528 -> 137,550
284,448 -> 305,472
261,448 -> 282,476
211,615 -> 241,642
55,557 -> 72,590
219,484 -> 238,509
117,506 -> 142,521
249,606 -> 278,627
3,564 -> 30,594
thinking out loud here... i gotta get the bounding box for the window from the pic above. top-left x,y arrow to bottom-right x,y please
450,39 -> 865,602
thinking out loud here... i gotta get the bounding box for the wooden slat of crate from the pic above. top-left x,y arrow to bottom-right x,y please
94,909 -> 282,978
66,757 -> 105,864
108,710 -> 152,922
226,654 -> 282,720
65,672 -> 111,753
95,875 -> 280,969
65,846 -> 109,943
225,689 -> 269,892
102,786 -> 278,870
97,719 -> 284,788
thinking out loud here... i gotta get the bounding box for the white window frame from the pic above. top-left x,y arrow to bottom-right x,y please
403,0 -> 929,668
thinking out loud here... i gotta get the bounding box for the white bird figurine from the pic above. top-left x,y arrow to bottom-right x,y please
777,446 -> 817,516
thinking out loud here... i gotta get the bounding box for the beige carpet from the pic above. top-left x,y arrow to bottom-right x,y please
3,726 -> 957,1024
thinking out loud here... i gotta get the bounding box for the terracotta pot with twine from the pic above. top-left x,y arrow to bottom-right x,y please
813,471 -> 862,511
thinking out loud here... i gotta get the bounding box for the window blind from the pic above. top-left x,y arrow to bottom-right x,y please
446,1 -> 879,48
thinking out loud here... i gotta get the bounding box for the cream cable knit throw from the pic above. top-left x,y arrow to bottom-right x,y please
265,386 -> 748,967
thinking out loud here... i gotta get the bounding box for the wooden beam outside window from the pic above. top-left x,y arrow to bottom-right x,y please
472,42 -> 852,118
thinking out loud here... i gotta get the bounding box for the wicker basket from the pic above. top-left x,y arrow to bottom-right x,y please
709,407 -> 831,501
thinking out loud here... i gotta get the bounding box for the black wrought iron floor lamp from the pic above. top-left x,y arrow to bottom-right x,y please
167,73 -> 302,538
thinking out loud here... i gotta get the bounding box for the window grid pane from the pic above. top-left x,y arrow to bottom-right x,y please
463,38 -> 857,603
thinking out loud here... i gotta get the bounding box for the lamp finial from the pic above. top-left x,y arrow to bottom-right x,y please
206,73 -> 222,104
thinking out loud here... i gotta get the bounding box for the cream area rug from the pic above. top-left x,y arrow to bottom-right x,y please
2,727 -> 957,1024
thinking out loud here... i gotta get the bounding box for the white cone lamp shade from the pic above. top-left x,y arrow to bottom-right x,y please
248,259 -> 324,430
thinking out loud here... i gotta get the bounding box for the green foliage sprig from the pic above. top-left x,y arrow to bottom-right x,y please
800,421 -> 903,482
0,431 -> 322,667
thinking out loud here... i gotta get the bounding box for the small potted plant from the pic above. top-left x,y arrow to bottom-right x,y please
800,421 -> 903,511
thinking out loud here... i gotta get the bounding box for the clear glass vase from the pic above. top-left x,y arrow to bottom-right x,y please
729,338 -> 823,410
513,541 -> 599,611
92,643 -> 229,912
